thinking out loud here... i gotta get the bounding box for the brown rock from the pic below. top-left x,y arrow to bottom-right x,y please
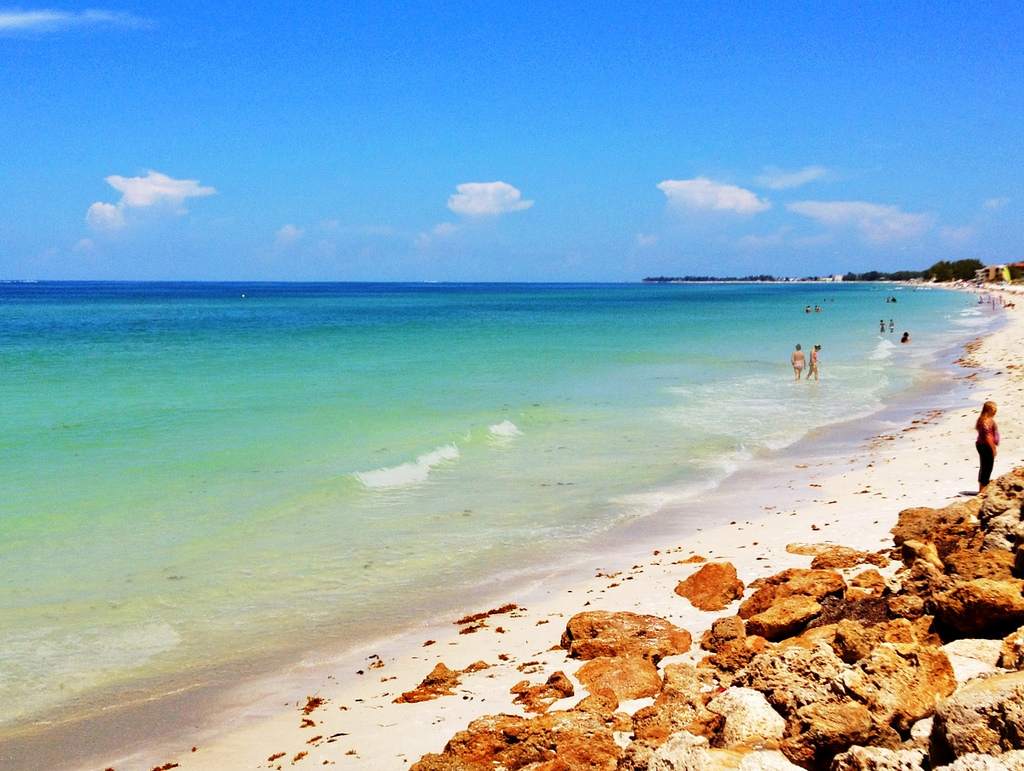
781,701 -> 873,770
999,626 -> 1024,670
700,615 -> 746,652
944,547 -> 1017,581
735,643 -> 846,719
888,595 -> 926,621
631,663 -> 721,744
740,569 -> 846,620
410,710 -> 621,771
930,669 -> 1024,764
675,562 -> 745,612
849,569 -> 888,594
510,671 -> 575,713
831,746 -> 926,771
976,467 -> 1024,553
901,540 -> 944,572
574,656 -> 661,702
394,662 -> 461,703
840,643 -> 956,732
831,618 -> 919,664
810,545 -> 890,571
933,578 -> 1024,636
560,610 -> 692,663
704,638 -> 758,672
891,499 -> 981,560
745,595 -> 823,641
571,691 -> 618,717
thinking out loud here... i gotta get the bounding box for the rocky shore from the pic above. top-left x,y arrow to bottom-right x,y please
410,465 -> 1024,771
73,287 -> 1020,771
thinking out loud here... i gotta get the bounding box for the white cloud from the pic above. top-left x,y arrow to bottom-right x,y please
737,227 -> 792,249
657,177 -> 770,214
786,200 -> 931,244
86,170 -> 215,231
940,226 -> 976,246
0,9 -> 149,33
447,181 -> 534,216
85,201 -> 125,231
757,166 -> 827,190
984,197 -> 1010,209
433,222 -> 459,237
636,233 -> 658,246
106,171 -> 215,210
71,237 -> 96,255
274,224 -> 305,244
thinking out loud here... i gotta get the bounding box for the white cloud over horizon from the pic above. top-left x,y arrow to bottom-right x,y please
786,200 -> 931,244
274,224 -> 305,245
447,181 -> 534,216
984,197 -> 1010,209
0,8 -> 150,33
657,177 -> 771,214
757,165 -> 827,190
636,233 -> 658,246
86,171 -> 216,231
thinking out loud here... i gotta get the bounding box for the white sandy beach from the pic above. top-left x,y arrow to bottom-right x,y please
77,287 -> 1024,771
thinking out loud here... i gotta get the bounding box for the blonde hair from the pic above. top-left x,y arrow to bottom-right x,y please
976,401 -> 997,431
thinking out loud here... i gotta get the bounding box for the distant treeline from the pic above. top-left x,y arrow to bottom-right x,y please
842,270 -> 925,281
645,259 -> 1000,284
642,275 -> 781,283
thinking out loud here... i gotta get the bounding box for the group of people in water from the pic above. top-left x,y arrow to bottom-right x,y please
879,318 -> 911,343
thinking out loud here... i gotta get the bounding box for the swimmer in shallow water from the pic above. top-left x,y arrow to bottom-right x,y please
791,344 -> 805,381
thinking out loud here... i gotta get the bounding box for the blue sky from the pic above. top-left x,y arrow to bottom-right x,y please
2,2 -> 1021,281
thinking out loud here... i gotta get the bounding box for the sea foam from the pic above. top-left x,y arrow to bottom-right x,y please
354,444 -> 460,489
488,420 -> 523,441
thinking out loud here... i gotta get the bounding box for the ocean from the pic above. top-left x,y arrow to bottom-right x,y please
0,281 -> 992,737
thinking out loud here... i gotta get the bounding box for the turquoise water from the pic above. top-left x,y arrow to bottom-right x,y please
0,281 -> 987,729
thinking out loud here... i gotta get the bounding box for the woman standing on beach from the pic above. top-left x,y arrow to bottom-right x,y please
791,344 -> 805,381
976,401 -> 1000,493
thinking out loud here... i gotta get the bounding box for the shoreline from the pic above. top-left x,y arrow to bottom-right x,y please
6,285 -> 1021,771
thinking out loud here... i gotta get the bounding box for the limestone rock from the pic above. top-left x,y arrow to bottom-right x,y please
901,540 -> 945,572
560,610 -> 692,662
831,746 -> 926,771
933,753 -> 1024,771
840,643 -> 956,732
933,579 -> 1024,636
394,662 -> 462,703
701,615 -> 746,652
409,709 -> 621,771
675,562 -> 746,612
810,545 -> 890,571
645,731 -> 713,771
706,687 -> 786,748
737,751 -> 804,771
891,500 -> 981,559
575,656 -> 662,702
632,663 -> 721,744
850,569 -> 889,595
781,701 -> 874,770
510,671 -> 575,713
739,569 -> 846,620
942,639 -> 1004,685
944,548 -> 1017,581
999,626 -> 1024,670
831,619 -> 916,664
976,467 -> 1024,553
735,643 -> 846,718
746,596 -> 822,641
931,670 -> 1024,763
